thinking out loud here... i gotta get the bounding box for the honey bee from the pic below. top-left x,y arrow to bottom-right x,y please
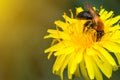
77,3 -> 104,41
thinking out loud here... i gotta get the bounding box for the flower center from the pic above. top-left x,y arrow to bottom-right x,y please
70,20 -> 97,48
72,29 -> 97,48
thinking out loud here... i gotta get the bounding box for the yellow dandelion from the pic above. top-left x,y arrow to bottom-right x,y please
44,3 -> 120,80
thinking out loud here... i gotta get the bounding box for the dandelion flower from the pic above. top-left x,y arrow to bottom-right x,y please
44,4 -> 120,80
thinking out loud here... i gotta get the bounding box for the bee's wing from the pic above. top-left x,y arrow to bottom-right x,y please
84,3 -> 104,31
84,3 -> 97,17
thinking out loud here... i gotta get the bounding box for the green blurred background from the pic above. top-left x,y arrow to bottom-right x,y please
0,0 -> 119,80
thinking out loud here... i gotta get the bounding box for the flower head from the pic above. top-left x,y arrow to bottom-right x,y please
44,5 -> 120,80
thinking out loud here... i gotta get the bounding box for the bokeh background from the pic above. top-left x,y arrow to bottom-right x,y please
0,0 -> 120,80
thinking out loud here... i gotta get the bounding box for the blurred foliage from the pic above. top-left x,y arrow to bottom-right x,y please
0,0 -> 119,80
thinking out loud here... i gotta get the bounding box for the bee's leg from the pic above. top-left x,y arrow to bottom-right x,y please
83,21 -> 91,32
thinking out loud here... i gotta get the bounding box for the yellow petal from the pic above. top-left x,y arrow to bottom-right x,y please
53,55 -> 66,73
44,29 -> 71,40
93,44 -> 117,66
60,54 -> 73,80
47,52 -> 53,59
109,24 -> 120,31
105,11 -> 113,20
93,54 -> 112,78
84,54 -> 94,79
102,41 -> 120,53
69,9 -> 73,18
114,52 -> 120,65
80,60 -> 90,80
62,13 -> 77,24
44,42 -> 65,53
100,10 -> 108,20
68,53 -> 77,79
74,65 -> 81,78
54,20 -> 68,31
103,11 -> 114,31
76,7 -> 83,15
74,48 -> 84,64
94,63 -> 103,80
54,46 -> 74,56
110,16 -> 120,26
86,47 -> 96,55
87,55 -> 103,80
99,8 -> 105,15
109,30 -> 120,42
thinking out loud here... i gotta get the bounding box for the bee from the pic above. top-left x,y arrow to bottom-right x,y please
76,3 -> 104,41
